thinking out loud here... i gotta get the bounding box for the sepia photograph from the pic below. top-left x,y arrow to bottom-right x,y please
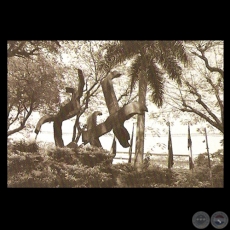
7,40 -> 224,188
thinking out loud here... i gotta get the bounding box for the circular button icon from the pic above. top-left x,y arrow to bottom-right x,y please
211,211 -> 229,229
192,211 -> 210,229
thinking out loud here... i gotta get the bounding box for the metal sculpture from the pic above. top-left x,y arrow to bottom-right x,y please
34,69 -> 85,147
84,111 -> 103,147
35,69 -> 148,149
82,71 -> 148,148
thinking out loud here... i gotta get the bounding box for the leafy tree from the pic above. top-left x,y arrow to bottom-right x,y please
7,40 -> 61,58
100,41 -> 189,170
7,54 -> 64,136
7,40 -> 67,137
161,41 -> 223,133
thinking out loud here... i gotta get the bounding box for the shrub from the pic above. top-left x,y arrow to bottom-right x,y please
193,149 -> 224,188
142,152 -> 151,170
211,149 -> 223,165
172,165 -> 223,188
7,150 -> 43,176
211,164 -> 223,187
56,165 -> 116,188
8,140 -> 223,188
194,149 -> 223,168
113,163 -> 174,188
46,147 -> 79,165
73,146 -> 112,167
172,169 -> 203,188
7,142 -> 116,188
11,139 -> 39,153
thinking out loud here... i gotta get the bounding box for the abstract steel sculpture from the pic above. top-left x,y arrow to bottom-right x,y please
35,69 -> 148,149
82,71 -> 148,148
84,111 -> 103,147
34,69 -> 85,147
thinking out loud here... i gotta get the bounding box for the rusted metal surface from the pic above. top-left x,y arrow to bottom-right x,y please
82,102 -> 147,148
34,115 -> 54,135
101,71 -> 120,115
35,69 -> 148,149
86,111 -> 102,147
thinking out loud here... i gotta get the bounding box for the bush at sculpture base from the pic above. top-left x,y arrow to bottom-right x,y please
11,139 -> 39,153
75,149 -> 114,168
7,141 -> 116,188
111,164 -> 174,188
7,140 -> 223,188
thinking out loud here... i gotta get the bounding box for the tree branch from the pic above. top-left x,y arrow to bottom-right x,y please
181,105 -> 223,133
195,96 -> 222,127
7,103 -> 14,121
117,88 -> 129,102
205,76 -> 224,124
8,104 -> 22,127
89,41 -> 98,80
7,102 -> 33,136
191,50 -> 223,77
184,79 -> 222,127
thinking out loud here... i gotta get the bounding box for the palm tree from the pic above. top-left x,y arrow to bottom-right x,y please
99,41 -> 189,171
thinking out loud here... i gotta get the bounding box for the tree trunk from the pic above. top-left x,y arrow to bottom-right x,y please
134,73 -> 147,171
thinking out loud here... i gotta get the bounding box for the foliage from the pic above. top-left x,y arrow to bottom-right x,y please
7,52 -> 64,136
8,151 -> 43,176
161,41 -> 223,133
46,145 -> 113,167
112,163 -> 174,188
194,149 -> 223,167
7,40 -> 61,58
194,153 -> 210,167
98,41 -> 190,170
143,152 -> 152,170
59,165 -> 114,188
100,40 -> 190,107
211,149 -> 223,164
211,164 -> 224,187
172,169 -> 210,188
192,149 -> 224,187
7,140 -> 223,188
46,147 -> 80,165
11,139 -> 39,153
7,141 -> 115,188
74,147 -> 113,167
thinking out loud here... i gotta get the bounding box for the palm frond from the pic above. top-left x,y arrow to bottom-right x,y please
146,63 -> 164,107
158,41 -> 190,65
170,40 -> 190,65
149,42 -> 186,86
160,56 -> 183,85
139,40 -> 158,54
128,56 -> 142,95
99,41 -> 140,72
97,40 -> 189,105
